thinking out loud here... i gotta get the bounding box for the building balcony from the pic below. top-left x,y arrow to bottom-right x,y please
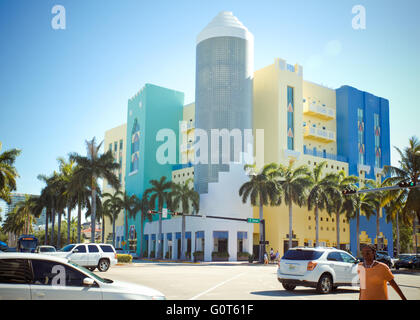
181,121 -> 195,133
180,142 -> 194,153
303,101 -> 335,120
303,148 -> 348,163
303,126 -> 336,143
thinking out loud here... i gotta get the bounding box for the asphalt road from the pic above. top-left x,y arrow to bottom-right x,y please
95,261 -> 420,300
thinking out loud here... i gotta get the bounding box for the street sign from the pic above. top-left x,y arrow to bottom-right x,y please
162,208 -> 168,219
259,241 -> 269,245
247,218 -> 261,223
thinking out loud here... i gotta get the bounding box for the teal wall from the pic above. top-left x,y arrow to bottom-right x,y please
125,83 -> 184,256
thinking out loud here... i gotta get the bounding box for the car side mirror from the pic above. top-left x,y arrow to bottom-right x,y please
72,249 -> 79,253
83,277 -> 95,286
354,259 -> 360,264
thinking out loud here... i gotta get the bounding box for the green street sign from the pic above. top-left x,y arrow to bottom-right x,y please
247,218 -> 260,224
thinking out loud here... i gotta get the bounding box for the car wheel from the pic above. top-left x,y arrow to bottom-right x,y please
282,283 -> 296,291
98,259 -> 110,272
87,267 -> 96,271
317,274 -> 333,294
332,285 -> 338,291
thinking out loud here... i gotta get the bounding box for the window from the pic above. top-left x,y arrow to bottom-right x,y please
282,250 -> 323,260
357,108 -> 365,165
88,245 -> 99,253
213,231 -> 228,253
119,139 -> 123,150
374,113 -> 381,167
60,244 -> 75,252
114,141 -> 118,151
109,143 -> 112,152
130,119 -> 140,173
340,252 -> 356,263
100,245 -> 115,253
74,245 -> 86,253
327,252 -> 343,262
0,259 -> 32,284
287,86 -> 294,150
31,259 -> 88,287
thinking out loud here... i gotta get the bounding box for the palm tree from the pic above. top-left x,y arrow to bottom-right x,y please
168,178 -> 199,260
56,157 -> 77,245
342,182 -> 376,257
69,137 -> 120,243
307,162 -> 340,247
5,195 -> 40,235
384,192 -> 407,256
239,163 -> 280,262
275,162 -> 312,251
0,142 -> 21,204
132,193 -> 153,258
145,176 -> 173,259
119,191 -> 140,251
103,190 -> 124,247
328,171 -> 359,249
383,136 -> 420,254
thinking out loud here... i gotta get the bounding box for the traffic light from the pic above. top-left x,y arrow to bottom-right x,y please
342,187 -> 357,195
398,180 -> 417,188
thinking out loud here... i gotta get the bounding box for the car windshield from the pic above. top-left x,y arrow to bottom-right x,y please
400,255 -> 414,261
60,244 -> 75,252
40,247 -> 56,252
68,261 -> 113,284
282,249 -> 324,260
20,240 -> 37,249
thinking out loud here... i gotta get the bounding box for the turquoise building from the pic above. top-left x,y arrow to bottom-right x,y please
124,83 -> 184,256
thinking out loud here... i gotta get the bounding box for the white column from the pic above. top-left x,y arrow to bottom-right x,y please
191,231 -> 196,262
204,229 -> 212,262
228,228 -> 237,262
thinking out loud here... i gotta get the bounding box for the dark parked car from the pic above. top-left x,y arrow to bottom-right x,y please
394,255 -> 420,270
358,251 -> 393,268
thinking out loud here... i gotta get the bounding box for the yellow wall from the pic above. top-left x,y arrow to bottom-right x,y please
181,103 -> 195,164
102,123 -> 127,242
253,58 -> 350,255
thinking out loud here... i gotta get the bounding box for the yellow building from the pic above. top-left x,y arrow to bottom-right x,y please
102,123 -> 127,246
253,58 -> 350,256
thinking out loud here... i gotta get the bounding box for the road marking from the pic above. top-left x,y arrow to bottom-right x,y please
189,272 -> 247,300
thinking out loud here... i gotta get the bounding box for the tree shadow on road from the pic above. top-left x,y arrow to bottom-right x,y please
251,287 -> 359,297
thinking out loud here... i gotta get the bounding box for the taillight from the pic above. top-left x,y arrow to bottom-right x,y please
307,261 -> 317,271
115,253 -> 117,259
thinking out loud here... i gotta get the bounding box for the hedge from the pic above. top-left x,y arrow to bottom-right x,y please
117,254 -> 133,263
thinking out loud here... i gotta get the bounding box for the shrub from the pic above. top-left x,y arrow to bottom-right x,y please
150,251 -> 155,258
165,251 -> 170,259
193,251 -> 204,257
237,252 -> 251,258
212,251 -> 229,258
117,254 -> 132,263
143,251 -> 148,257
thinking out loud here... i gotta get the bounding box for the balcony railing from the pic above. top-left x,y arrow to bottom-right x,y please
303,148 -> 347,163
303,101 -> 335,120
303,126 -> 336,142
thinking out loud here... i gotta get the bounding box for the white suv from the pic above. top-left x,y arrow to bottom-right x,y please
44,243 -> 118,272
277,247 -> 360,294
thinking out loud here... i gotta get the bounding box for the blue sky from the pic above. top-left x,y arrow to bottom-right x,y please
0,0 -> 419,201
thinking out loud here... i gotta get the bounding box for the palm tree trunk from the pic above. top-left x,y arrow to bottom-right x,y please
51,208 -> 55,246
57,211 -> 62,249
396,211 -> 400,257
102,217 -> 105,243
376,205 -> 380,250
77,200 -> 82,243
413,215 -> 417,254
67,205 -> 71,245
91,187 -> 97,243
336,211 -> 340,249
158,209 -> 162,258
315,206 -> 319,247
259,202 -> 264,263
288,201 -> 293,251
45,210 -> 49,245
181,214 -> 186,260
139,215 -> 144,258
356,209 -> 360,257
113,216 -> 116,248
125,210 -> 128,251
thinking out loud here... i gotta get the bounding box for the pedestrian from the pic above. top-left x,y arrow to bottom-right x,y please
264,251 -> 269,264
357,243 -> 406,300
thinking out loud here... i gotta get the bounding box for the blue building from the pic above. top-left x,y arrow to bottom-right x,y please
336,85 -> 393,257
125,83 -> 184,256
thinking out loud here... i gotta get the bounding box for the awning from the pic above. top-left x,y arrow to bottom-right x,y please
175,232 -> 181,240
237,231 -> 247,240
196,231 -> 204,239
151,234 -> 156,241
144,235 -> 149,241
213,231 -> 228,239
185,232 -> 191,239
167,233 -> 172,241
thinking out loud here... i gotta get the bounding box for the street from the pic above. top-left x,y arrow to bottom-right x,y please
96,262 -> 420,300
